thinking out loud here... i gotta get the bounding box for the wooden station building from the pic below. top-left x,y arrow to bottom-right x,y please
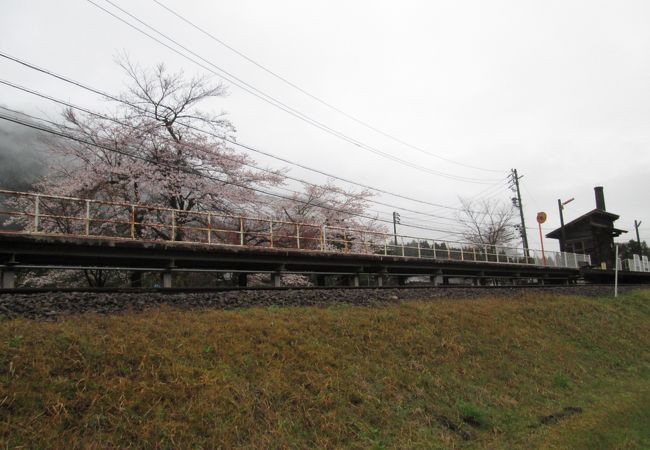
546,186 -> 626,269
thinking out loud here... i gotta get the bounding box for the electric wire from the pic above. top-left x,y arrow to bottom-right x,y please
0,112 -> 468,237
0,103 -> 465,235
150,0 -> 503,173
0,78 -> 483,223
85,0 -> 502,184
0,52 -> 497,214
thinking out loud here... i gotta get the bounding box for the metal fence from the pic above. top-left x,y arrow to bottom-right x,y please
0,189 -> 591,269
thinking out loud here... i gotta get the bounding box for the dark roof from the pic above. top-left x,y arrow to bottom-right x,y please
546,208 -> 626,239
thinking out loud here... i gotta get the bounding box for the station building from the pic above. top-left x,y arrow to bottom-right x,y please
546,187 -> 626,269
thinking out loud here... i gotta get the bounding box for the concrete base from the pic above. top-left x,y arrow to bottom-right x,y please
1,269 -> 16,289
348,274 -> 360,287
161,271 -> 173,288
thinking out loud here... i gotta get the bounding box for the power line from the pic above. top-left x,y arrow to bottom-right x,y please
150,0 -> 503,174
391,178 -> 512,222
0,112 -> 467,237
0,78 -> 487,222
0,103 -> 466,235
84,0 -> 502,184
0,52 -> 497,214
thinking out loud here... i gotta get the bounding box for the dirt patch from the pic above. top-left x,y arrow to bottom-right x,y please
539,406 -> 583,425
436,415 -> 472,440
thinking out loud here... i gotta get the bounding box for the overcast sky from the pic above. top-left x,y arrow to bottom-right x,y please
1,0 -> 649,249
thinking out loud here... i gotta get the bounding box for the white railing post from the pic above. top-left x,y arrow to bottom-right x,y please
447,245 -> 451,260
171,210 -> 176,241
239,217 -> 244,246
33,194 -> 40,233
85,200 -> 90,236
269,220 -> 274,248
473,248 -> 477,261
563,252 -> 568,268
296,224 -> 300,249
321,225 -> 326,251
460,247 -> 464,261
401,238 -> 405,257
417,240 -> 421,258
130,204 -> 135,239
207,213 -> 212,244
433,242 -> 437,259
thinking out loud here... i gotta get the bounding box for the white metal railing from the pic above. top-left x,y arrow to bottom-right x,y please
621,254 -> 650,272
0,189 -> 591,269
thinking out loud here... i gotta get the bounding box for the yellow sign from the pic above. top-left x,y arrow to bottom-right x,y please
536,212 -> 547,224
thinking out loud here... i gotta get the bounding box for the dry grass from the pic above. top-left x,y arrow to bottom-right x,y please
1,290 -> 649,449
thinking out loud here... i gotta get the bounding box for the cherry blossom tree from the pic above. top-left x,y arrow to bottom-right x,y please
271,182 -> 385,252
36,59 -> 284,242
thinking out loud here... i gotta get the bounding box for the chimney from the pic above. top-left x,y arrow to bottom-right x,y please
594,186 -> 606,211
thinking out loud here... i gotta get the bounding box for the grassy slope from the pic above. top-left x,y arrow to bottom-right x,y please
1,290 -> 649,449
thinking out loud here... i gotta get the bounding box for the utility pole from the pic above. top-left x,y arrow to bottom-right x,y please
557,197 -> 574,252
509,169 -> 529,256
392,211 -> 400,246
558,199 -> 566,252
634,220 -> 642,248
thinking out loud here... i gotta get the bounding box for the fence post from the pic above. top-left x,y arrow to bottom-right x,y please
239,217 -> 244,246
321,225 -> 326,251
433,242 -> 437,259
384,237 -> 388,255
269,220 -> 274,248
85,200 -> 90,236
447,245 -> 451,260
296,224 -> 300,249
401,240 -> 405,257
207,213 -> 212,244
33,194 -> 40,233
417,240 -> 421,258
460,247 -> 464,261
130,205 -> 135,239
473,248 -> 477,261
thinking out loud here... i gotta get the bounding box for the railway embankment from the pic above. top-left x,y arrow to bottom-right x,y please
1,289 -> 649,448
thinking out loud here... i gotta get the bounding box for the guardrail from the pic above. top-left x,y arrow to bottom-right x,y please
0,189 -> 591,269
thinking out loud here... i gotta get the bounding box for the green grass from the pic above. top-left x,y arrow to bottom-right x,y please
1,289 -> 650,449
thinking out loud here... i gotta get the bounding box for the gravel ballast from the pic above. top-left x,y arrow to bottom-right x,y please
0,285 -> 639,320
